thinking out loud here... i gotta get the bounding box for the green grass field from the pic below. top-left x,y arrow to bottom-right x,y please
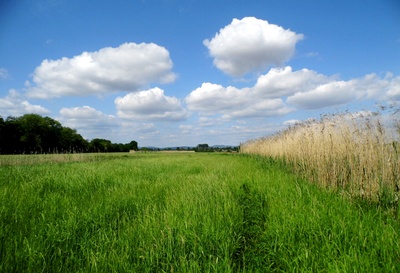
1,153 -> 399,272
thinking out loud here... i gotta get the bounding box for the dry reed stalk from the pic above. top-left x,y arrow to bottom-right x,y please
241,108 -> 400,203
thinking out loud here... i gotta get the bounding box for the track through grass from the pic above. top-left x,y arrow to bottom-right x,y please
0,153 -> 399,272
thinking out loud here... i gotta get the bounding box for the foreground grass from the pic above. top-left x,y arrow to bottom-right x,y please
0,153 -> 399,272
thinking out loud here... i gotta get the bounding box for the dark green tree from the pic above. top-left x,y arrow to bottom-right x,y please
128,140 -> 138,151
90,138 -> 112,152
0,113 -> 137,154
195,143 -> 210,152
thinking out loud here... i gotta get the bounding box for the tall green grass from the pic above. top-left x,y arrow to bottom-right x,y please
1,153 -> 399,272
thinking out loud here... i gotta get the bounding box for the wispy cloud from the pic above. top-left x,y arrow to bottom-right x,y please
0,68 -> 9,80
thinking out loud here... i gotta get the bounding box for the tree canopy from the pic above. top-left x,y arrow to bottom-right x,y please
0,114 -> 138,154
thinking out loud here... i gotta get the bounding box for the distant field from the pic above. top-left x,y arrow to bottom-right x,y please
1,153 -> 399,272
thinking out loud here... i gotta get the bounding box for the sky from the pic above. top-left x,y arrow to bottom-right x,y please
1,0 -> 400,147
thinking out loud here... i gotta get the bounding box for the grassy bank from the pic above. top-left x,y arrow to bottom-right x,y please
1,153 -> 399,272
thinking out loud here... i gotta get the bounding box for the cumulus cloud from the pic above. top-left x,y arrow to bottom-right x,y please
360,73 -> 400,102
252,66 -> 333,98
116,121 -> 160,143
203,17 -> 303,77
59,106 -> 118,139
0,89 -> 50,117
185,82 -> 293,119
286,72 -> 400,109
287,80 -> 358,109
115,87 -> 189,121
185,83 -> 249,113
186,66 -> 400,117
222,98 -> 292,119
386,81 -> 400,101
59,105 -> 115,120
27,42 -> 176,99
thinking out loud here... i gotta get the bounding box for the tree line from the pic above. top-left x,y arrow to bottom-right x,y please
0,114 -> 138,154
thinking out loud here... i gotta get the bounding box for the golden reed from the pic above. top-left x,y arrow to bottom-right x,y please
241,107 -> 400,203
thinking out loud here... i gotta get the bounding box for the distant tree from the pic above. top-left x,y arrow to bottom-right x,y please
0,113 -> 137,154
90,138 -> 112,152
41,117 -> 63,152
0,116 -> 5,153
60,127 -> 89,153
128,140 -> 138,151
2,116 -> 23,154
17,114 -> 47,153
195,143 -> 210,152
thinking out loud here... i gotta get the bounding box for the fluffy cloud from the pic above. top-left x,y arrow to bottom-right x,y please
252,66 -> 333,98
115,87 -> 189,121
59,106 -> 118,139
222,98 -> 292,119
360,73 -> 400,102
386,80 -> 400,101
27,42 -> 176,99
60,105 -> 115,120
203,17 -> 303,77
286,72 -> 400,109
287,80 -> 358,109
186,66 -> 400,118
185,82 -> 293,119
0,89 -> 50,117
185,83 -> 248,113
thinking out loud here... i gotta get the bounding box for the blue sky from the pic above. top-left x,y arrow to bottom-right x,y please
1,0 -> 399,147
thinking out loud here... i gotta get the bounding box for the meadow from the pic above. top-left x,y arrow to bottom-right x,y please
0,152 -> 399,272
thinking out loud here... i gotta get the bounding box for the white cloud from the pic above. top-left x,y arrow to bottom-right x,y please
185,81 -> 293,119
179,124 -> 194,134
287,80 -> 358,109
59,105 -> 114,120
115,87 -> 189,121
386,80 -> 400,101
252,66 -> 333,98
185,66 -> 400,117
198,116 -> 221,127
185,82 -> 248,113
0,89 -> 50,117
283,119 -> 301,126
203,17 -> 303,77
59,106 -> 118,140
222,98 -> 293,119
360,73 -> 400,102
27,42 -> 176,99
286,72 -> 400,109
190,66 -> 338,113
136,123 -> 158,134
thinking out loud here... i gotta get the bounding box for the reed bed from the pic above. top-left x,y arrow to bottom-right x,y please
241,107 -> 400,205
